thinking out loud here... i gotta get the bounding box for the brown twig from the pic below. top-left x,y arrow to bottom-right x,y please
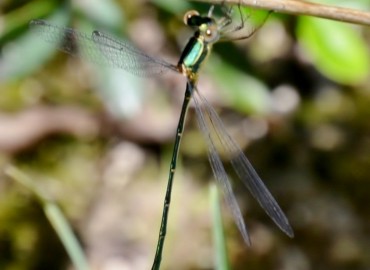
0,105 -> 180,154
190,0 -> 370,26
0,106 -> 99,153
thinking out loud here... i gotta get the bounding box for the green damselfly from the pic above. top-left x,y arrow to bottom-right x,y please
30,3 -> 294,269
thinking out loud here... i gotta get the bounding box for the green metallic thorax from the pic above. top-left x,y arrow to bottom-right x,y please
178,32 -> 212,83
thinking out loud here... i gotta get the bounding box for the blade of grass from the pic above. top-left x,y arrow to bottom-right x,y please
5,165 -> 90,270
210,182 -> 230,270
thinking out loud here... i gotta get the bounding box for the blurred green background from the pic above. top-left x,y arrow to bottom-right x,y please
1,0 -> 370,269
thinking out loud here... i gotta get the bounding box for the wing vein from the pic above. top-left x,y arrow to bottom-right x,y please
196,88 -> 294,238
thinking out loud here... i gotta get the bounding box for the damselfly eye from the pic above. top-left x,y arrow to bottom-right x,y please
183,10 -> 200,25
201,25 -> 219,43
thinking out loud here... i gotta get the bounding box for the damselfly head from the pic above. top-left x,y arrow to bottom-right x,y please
183,9 -> 219,43
184,10 -> 214,26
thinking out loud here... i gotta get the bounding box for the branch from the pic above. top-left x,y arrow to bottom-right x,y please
190,0 -> 370,26
0,106 -> 99,153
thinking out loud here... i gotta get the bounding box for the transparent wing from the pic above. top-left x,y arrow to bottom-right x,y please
190,83 -> 251,245
29,19 -> 178,77
192,84 -> 294,239
91,30 -> 178,76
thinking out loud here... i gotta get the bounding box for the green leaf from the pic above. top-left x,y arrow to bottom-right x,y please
0,10 -> 71,81
297,17 -> 370,84
209,57 -> 270,114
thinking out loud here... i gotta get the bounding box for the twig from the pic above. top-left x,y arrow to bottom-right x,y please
0,106 -> 99,153
190,0 -> 370,26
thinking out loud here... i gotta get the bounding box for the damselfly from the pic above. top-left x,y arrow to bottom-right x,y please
30,3 -> 294,269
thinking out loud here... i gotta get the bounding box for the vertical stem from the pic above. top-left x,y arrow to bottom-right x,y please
151,83 -> 193,270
